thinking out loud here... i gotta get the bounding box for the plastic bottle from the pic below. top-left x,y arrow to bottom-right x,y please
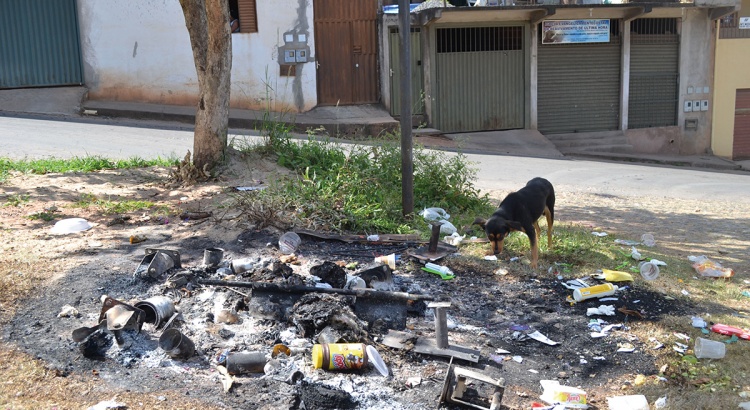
573,283 -> 619,302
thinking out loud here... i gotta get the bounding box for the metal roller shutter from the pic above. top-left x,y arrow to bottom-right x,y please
538,23 -> 621,134
734,89 -> 750,160
433,26 -> 525,133
628,19 -> 679,128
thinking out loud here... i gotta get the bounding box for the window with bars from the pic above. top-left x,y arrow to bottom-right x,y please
720,12 -> 750,39
437,27 -> 523,53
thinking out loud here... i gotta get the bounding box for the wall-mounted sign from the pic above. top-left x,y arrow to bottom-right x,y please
740,17 -> 750,29
542,19 -> 610,44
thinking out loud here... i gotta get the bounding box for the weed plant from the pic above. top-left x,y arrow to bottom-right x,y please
242,127 -> 493,234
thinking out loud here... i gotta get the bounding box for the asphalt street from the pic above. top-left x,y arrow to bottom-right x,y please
1,114 -> 749,204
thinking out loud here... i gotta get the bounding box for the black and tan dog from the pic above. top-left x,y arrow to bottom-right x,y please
473,177 -> 555,269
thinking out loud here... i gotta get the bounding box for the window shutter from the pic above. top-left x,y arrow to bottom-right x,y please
237,0 -> 258,33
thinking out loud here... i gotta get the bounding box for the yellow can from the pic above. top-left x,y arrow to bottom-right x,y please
312,343 -> 368,371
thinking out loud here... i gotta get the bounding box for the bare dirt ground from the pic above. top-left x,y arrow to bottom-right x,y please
1,152 -> 749,410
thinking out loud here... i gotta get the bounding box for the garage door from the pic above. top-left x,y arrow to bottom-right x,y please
734,89 -> 750,160
433,26 -> 525,133
538,20 -> 621,134
0,0 -> 83,88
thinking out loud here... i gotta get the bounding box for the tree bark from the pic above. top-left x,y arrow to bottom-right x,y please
179,0 -> 232,172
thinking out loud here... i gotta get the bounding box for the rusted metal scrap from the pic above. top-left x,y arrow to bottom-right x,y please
197,279 -> 433,302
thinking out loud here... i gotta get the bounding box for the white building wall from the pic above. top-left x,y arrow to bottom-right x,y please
77,0 -> 317,112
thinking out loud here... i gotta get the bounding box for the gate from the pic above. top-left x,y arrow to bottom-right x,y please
313,0 -> 379,105
628,18 -> 679,128
0,0 -> 83,89
433,25 -> 525,133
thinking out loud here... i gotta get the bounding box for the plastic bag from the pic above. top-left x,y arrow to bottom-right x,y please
420,207 -> 450,222
688,255 -> 734,278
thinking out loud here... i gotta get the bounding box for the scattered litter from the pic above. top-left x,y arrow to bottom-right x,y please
50,217 -> 92,234
591,323 -> 622,338
539,380 -> 588,409
528,369 -> 539,373
235,185 -> 266,191
607,394 -> 649,410
57,305 -> 80,318
614,239 -> 640,246
688,255 -> 735,278
681,289 -> 690,296
738,402 -> 750,410
616,343 -> 635,353
495,348 -> 511,354
638,261 -> 660,281
420,207 -> 450,221
691,316 -> 707,328
406,376 -> 422,387
561,279 -> 590,290
586,305 -> 615,316
87,399 -> 128,410
591,231 -> 608,237
374,253 -> 400,269
742,291 -> 750,298
694,337 -> 726,359
443,232 -> 466,246
599,297 -> 618,302
649,258 -> 667,266
527,330 -> 559,346
649,337 -> 665,349
367,234 -> 380,241
278,231 -> 301,254
630,247 -> 643,261
573,283 -> 618,302
674,332 -> 691,341
512,355 -> 523,363
593,269 -> 633,282
673,342 -> 688,354
489,354 -> 506,364
422,262 -> 455,280
710,323 -> 750,340
484,255 -> 498,261
640,234 -> 656,247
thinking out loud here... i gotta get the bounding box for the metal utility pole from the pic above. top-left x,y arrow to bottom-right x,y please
398,0 -> 414,216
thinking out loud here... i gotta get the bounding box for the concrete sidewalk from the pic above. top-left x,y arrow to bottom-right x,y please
1,86 -> 748,171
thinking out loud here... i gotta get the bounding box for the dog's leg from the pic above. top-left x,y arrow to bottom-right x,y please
524,224 -> 538,269
534,221 -> 541,241
544,207 -> 553,249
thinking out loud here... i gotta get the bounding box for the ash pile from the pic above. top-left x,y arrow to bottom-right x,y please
66,231 -> 503,410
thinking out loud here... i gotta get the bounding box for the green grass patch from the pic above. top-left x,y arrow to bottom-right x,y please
2,193 -> 30,207
0,156 -> 178,183
71,193 -> 163,215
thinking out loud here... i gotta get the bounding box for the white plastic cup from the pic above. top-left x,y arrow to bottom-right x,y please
639,261 -> 660,281
278,232 -> 301,254
694,337 -> 726,359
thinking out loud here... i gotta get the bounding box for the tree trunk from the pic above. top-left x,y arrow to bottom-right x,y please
179,0 -> 232,172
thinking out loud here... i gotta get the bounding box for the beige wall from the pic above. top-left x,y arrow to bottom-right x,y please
711,0 -> 750,158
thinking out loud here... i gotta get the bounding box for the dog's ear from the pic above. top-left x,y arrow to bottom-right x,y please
506,221 -> 523,232
472,217 -> 487,230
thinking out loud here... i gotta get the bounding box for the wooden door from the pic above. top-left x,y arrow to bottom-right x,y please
314,0 -> 379,105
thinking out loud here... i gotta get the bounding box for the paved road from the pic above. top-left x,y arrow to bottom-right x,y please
1,114 -> 748,204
